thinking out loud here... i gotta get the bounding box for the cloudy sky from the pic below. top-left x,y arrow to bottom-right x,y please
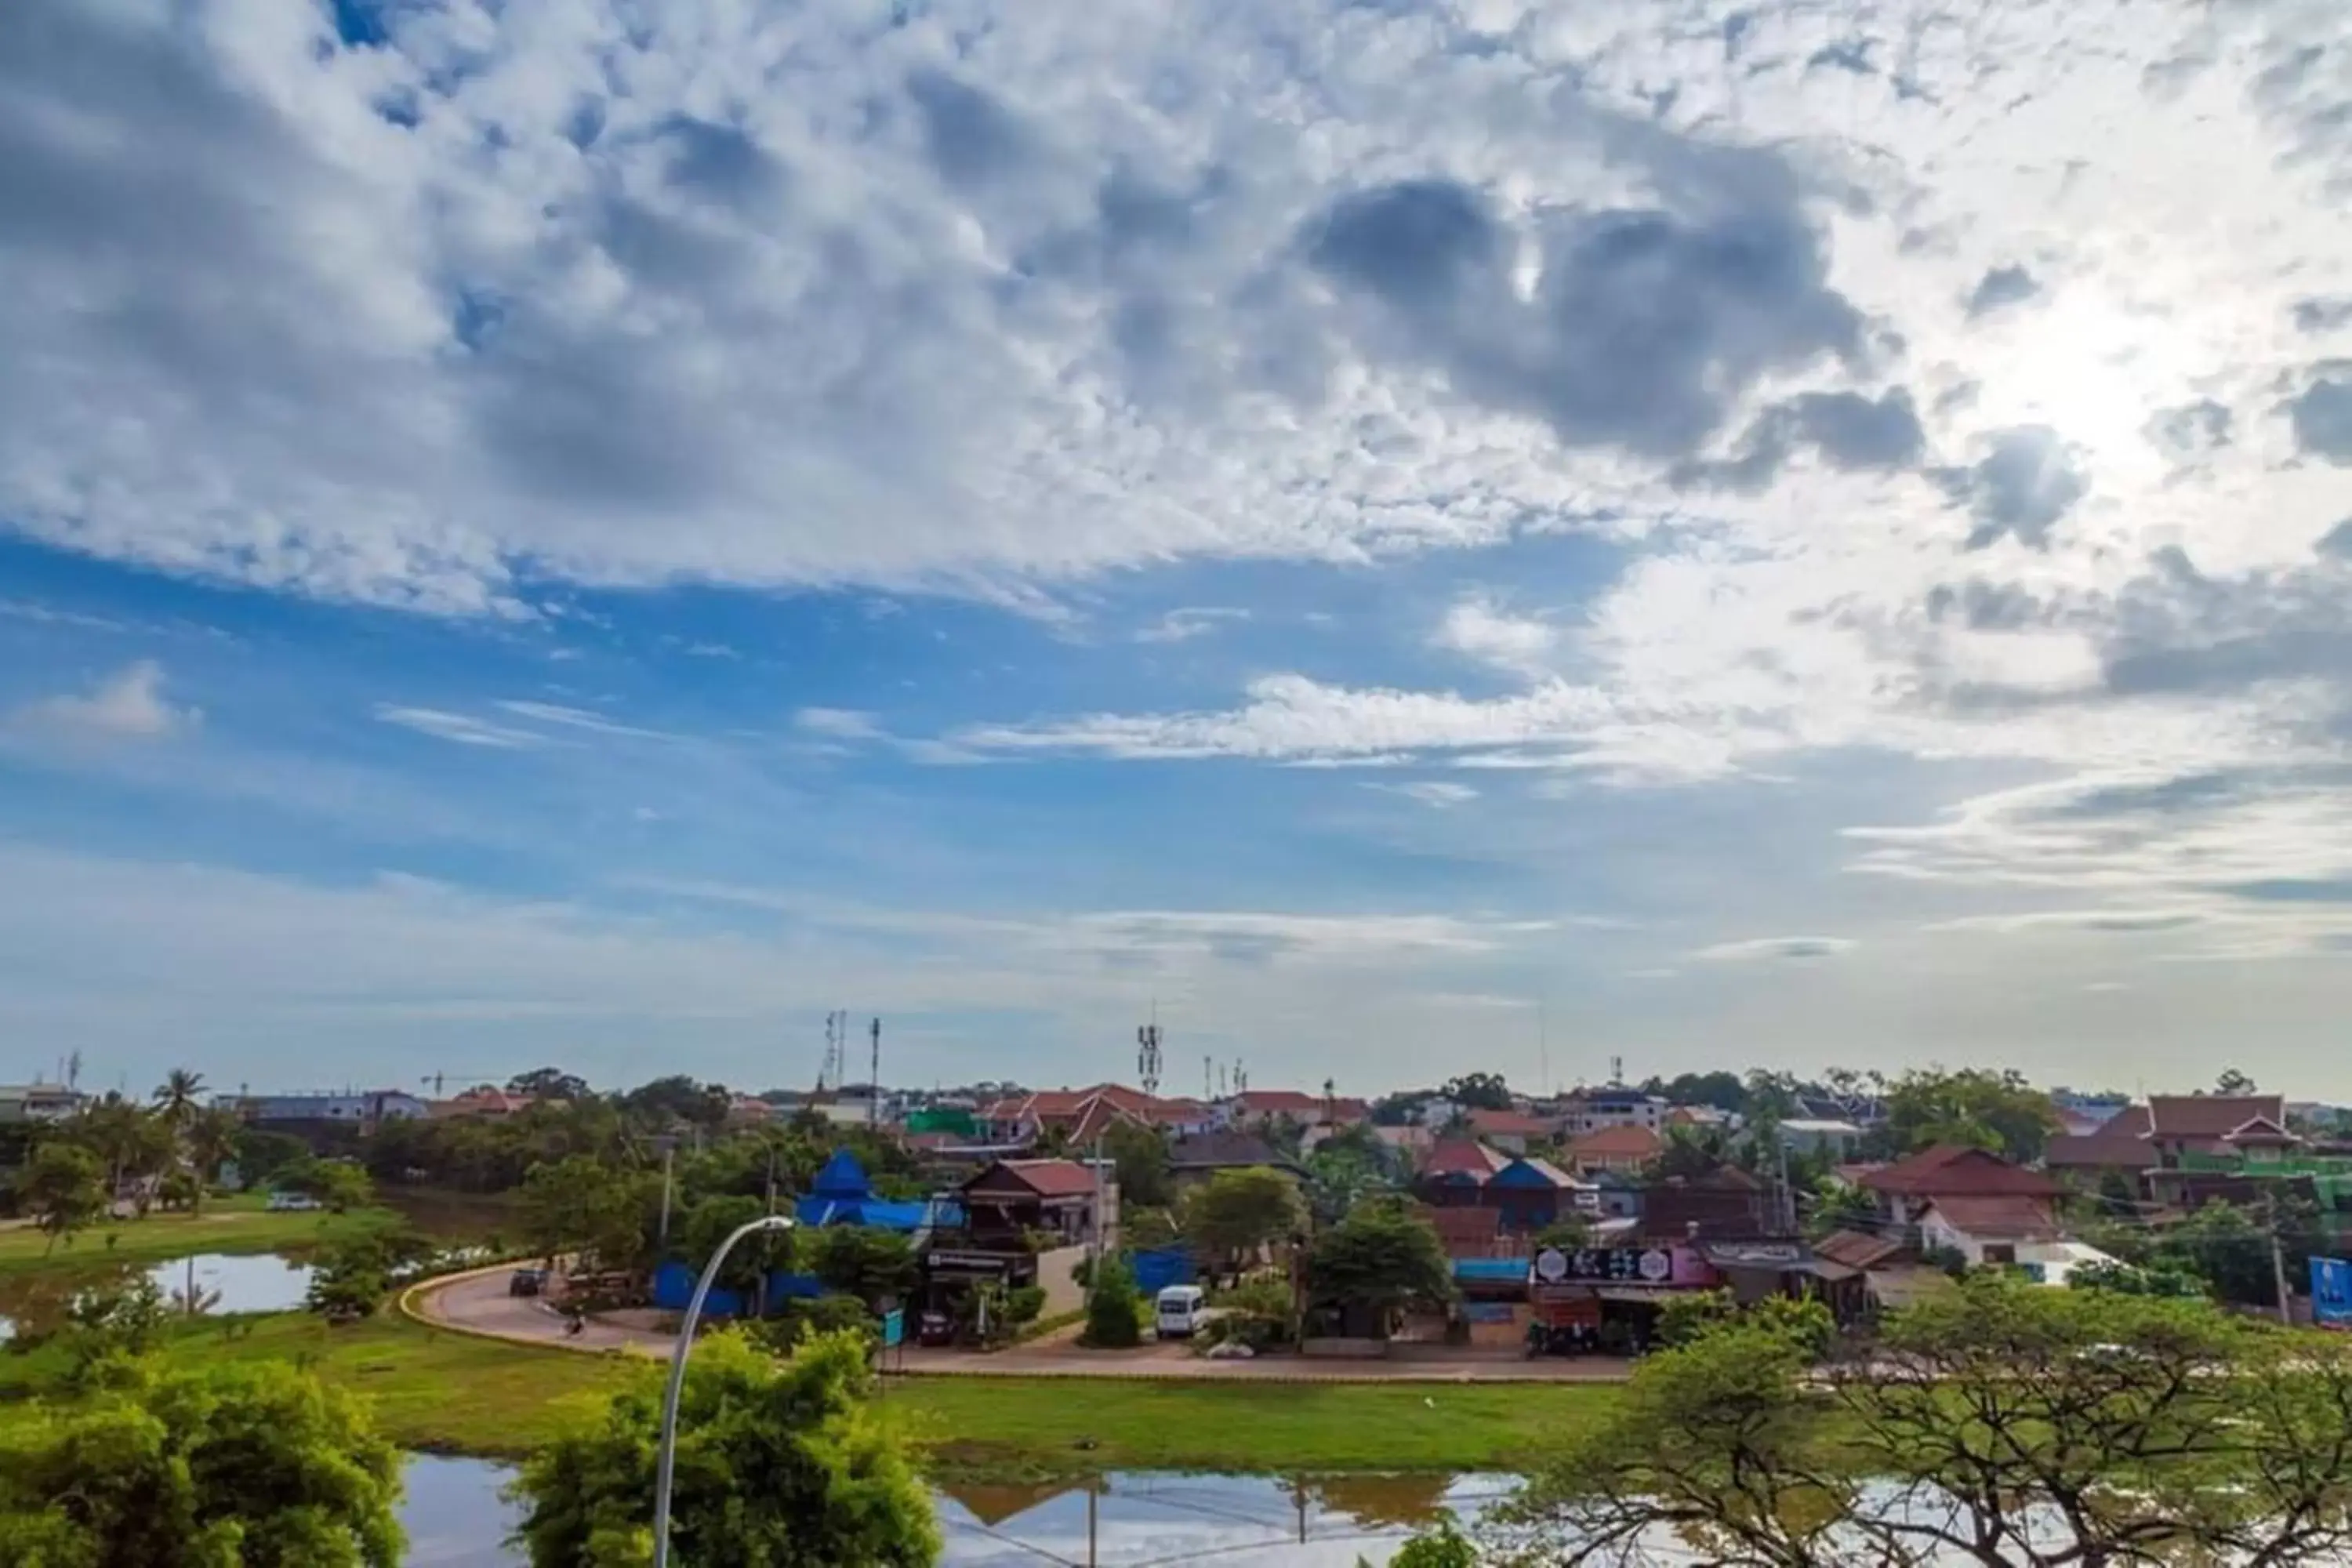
3,0 -> 2350,1099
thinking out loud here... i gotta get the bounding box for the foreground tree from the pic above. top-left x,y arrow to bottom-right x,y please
512,1330 -> 937,1567
0,1359 -> 403,1566
1504,1272 -> 2352,1566
1100,1119 -> 1173,1209
1182,1166 -> 1306,1281
19,1142 -> 107,1256
1303,1199 -> 1454,1339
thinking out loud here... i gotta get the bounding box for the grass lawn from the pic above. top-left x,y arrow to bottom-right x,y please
1,1305 -> 1618,1479
0,1195 -> 406,1278
0,1311 -> 637,1458
885,1376 -> 1619,1479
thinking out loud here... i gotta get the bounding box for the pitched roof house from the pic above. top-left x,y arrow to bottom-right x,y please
1861,1145 -> 2063,1261
1166,1131 -> 1302,1185
1563,1123 -> 1663,1176
2145,1094 -> 2292,1160
2044,1104 -> 2161,1180
1225,1089 -> 1371,1127
976,1083 -> 1218,1145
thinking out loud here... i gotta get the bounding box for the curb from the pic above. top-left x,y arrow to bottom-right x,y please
396,1261 -> 655,1357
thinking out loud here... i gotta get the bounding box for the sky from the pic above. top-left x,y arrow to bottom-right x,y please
2,0 -> 2350,1101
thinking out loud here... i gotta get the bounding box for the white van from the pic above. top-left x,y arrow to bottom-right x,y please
1154,1283 -> 1207,1339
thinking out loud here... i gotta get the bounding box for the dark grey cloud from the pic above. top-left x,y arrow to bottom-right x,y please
2319,519 -> 2352,558
2289,372 -> 2352,463
2101,548 -> 2352,699
2045,771 -> 2256,818
2145,399 -> 2232,459
1673,388 -> 1922,491
1924,579 -> 2050,632
906,70 -> 1036,191
650,116 -> 786,206
1943,427 -> 2086,550
1305,163 -> 1864,460
2293,297 -> 2352,333
1965,263 -> 2040,318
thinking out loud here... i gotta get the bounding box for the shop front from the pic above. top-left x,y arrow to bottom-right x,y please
1525,1242 -> 1719,1356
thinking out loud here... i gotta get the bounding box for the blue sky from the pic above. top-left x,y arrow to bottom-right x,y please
3,0 -> 2351,1098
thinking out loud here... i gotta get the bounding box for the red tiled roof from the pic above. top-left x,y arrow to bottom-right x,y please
2224,1116 -> 2300,1146
1861,1145 -> 2058,1199
2045,1108 -> 2161,1171
1922,1193 -> 2060,1240
1232,1089 -> 1323,1114
1421,1140 -> 1511,1181
1566,1125 -> 1664,1160
1468,1108 -> 1559,1138
992,1160 -> 1099,1199
1816,1229 -> 1905,1270
2147,1094 -> 2287,1140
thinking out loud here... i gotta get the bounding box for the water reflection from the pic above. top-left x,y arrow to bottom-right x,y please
0,1252 -> 315,1341
391,1457 -> 1504,1568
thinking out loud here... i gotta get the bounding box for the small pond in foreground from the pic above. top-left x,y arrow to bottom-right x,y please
0,1251 -> 315,1341
399,1455 -> 1508,1566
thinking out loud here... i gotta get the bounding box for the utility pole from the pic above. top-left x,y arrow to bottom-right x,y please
657,1141 -> 676,1249
869,1017 -> 881,1127
2269,1195 -> 2296,1326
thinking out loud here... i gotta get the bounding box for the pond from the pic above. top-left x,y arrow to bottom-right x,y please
0,1251 -> 316,1341
397,1455 -> 1509,1566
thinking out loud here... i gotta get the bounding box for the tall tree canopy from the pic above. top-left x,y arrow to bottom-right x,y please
1181,1167 -> 1306,1276
0,1359 -> 402,1566
513,1330 -> 937,1568
1303,1199 -> 1454,1338
1439,1073 -> 1514,1111
1880,1066 -> 2060,1163
1504,1272 -> 2352,1566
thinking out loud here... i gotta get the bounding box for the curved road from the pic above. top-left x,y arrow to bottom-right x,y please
406,1268 -> 1635,1381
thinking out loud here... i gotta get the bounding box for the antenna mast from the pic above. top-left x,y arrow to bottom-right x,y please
869,1018 -> 881,1126
1137,1021 -> 1163,1099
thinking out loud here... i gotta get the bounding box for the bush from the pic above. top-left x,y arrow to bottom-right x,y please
1082,1254 -> 1143,1348
1004,1285 -> 1047,1328
749,1294 -> 876,1356
1655,1289 -> 1735,1348
1388,1518 -> 1478,1568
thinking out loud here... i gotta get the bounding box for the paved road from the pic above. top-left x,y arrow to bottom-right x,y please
407,1268 -> 1636,1381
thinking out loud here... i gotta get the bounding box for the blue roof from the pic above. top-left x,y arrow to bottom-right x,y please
794,1194 -> 957,1233
811,1149 -> 870,1200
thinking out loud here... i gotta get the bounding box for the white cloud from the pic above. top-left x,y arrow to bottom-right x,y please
1692,936 -> 1857,962
794,708 -> 884,741
1433,596 -> 1555,677
1136,608 -> 1250,644
10,661 -> 198,740
1367,780 -> 1480,808
374,705 -> 550,750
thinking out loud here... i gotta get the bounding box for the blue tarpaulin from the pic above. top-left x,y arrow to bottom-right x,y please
1131,1245 -> 1196,1296
2314,1257 -> 2352,1330
1453,1258 -> 1532,1284
650,1261 -> 827,1316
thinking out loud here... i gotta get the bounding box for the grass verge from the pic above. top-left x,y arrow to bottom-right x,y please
0,1197 -> 406,1277
2,1305 -> 1618,1479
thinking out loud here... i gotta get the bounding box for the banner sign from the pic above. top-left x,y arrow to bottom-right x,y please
1532,1246 -> 1675,1284
2314,1257 -> 2352,1330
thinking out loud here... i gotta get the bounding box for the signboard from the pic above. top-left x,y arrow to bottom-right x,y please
1535,1247 -> 1677,1284
881,1308 -> 906,1348
2314,1257 -> 2352,1330
1700,1241 -> 1809,1270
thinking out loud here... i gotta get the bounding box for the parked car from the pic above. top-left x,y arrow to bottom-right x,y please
1155,1283 -> 1208,1339
508,1268 -> 549,1298
264,1191 -> 321,1212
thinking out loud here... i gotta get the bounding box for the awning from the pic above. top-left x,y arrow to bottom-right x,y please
1699,1240 -> 1813,1271
1592,1284 -> 1693,1303
1801,1258 -> 1860,1282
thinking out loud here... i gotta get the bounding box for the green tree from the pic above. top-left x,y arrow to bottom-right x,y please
280,1156 -> 374,1214
151,1068 -> 207,1127
512,1330 -> 938,1568
19,1142 -> 106,1256
508,1067 -> 592,1100
1081,1252 -> 1143,1348
1181,1167 -> 1306,1280
520,1155 -> 656,1273
674,1195 -> 799,1298
805,1225 -> 917,1308
1303,1199 -> 1453,1339
1506,1273 -> 2352,1567
1101,1120 -> 1172,1209
1880,1065 -> 2060,1163
65,1094 -> 172,1210
2216,1066 -> 2259,1095
1385,1518 -> 1478,1568
1439,1073 -> 1512,1111
182,1105 -> 241,1215
1654,1123 -> 1730,1181
0,1358 -> 403,1566
1303,1127 -> 1398,1226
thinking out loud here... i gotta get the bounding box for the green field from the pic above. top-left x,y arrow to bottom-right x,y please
0,1305 -> 1617,1478
0,1194 -> 405,1277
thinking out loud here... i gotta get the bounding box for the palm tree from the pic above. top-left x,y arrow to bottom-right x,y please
153,1068 -> 208,1127
183,1105 -> 242,1217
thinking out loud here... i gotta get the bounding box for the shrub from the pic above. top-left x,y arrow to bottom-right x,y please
1655,1289 -> 1735,1348
1082,1253 -> 1143,1348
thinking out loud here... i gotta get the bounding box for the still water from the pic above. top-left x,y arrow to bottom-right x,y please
0,1251 -> 315,1341
397,1455 -> 1508,1566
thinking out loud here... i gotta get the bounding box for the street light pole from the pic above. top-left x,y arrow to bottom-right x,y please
653,1213 -> 795,1568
